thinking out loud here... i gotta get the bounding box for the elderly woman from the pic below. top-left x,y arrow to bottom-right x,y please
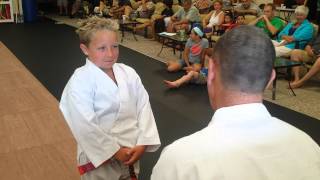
202,0 -> 224,36
273,5 -> 313,57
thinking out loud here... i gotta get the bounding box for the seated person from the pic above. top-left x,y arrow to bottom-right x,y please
109,0 -> 133,18
234,0 -> 261,16
132,0 -> 155,19
167,0 -> 201,33
193,0 -> 212,14
272,5 -> 313,57
289,34 -> 320,88
226,15 -> 245,31
202,0 -> 224,36
134,0 -> 174,38
211,14 -> 244,41
93,0 -> 109,16
164,48 -> 212,88
249,3 -> 285,37
166,27 -> 209,72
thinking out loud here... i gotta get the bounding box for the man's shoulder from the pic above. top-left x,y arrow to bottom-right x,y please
161,127 -> 213,159
272,17 -> 285,23
189,6 -> 199,13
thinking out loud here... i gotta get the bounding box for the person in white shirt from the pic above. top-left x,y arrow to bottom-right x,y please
59,16 -> 161,180
151,26 -> 320,180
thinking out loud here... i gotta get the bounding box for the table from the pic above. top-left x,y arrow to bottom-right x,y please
119,19 -> 141,43
272,57 -> 303,100
275,7 -> 295,21
157,32 -> 188,58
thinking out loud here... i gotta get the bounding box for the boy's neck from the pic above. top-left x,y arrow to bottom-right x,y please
194,38 -> 201,43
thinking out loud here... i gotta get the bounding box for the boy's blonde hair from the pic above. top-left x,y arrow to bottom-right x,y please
76,16 -> 119,46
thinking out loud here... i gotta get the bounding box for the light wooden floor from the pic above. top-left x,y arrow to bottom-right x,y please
0,42 -> 79,180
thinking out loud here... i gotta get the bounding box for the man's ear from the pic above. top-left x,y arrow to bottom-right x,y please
207,57 -> 216,83
266,69 -> 276,90
80,43 -> 88,56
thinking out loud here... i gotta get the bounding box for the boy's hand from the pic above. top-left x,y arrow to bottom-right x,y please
124,145 -> 146,165
114,147 -> 131,162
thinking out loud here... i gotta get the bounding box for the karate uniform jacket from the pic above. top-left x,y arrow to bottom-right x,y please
60,59 -> 161,168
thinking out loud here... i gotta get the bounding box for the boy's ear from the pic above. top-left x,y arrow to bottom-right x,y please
80,43 -> 89,56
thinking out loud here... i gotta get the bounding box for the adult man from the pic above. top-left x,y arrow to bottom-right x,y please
250,3 -> 285,37
151,26 -> 320,180
167,0 -> 201,32
234,0 -> 261,16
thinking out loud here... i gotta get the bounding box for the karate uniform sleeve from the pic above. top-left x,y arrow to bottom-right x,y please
60,89 -> 120,167
134,74 -> 161,152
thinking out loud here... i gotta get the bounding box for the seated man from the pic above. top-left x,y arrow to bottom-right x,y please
151,26 -> 320,180
132,0 -> 155,19
273,5 -> 313,57
167,0 -> 201,33
234,0 -> 261,16
109,0 -> 132,18
249,3 -> 285,37
290,34 -> 320,88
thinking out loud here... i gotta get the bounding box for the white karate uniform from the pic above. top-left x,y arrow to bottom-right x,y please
60,59 -> 161,178
151,103 -> 320,180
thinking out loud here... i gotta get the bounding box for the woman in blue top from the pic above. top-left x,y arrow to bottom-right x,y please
272,5 -> 313,57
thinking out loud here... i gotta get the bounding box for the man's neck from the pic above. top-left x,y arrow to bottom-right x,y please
214,91 -> 263,110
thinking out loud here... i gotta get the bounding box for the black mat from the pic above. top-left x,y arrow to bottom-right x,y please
1,20 -> 319,180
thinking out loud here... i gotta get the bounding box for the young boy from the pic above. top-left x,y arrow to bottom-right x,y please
59,16 -> 161,180
166,27 -> 209,72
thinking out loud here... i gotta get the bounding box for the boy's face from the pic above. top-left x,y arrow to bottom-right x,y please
236,16 -> 245,25
80,30 -> 119,72
224,16 -> 232,23
190,30 -> 199,41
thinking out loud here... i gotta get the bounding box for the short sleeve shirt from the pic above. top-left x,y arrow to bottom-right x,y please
174,6 -> 201,22
256,17 -> 285,37
185,38 -> 209,63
